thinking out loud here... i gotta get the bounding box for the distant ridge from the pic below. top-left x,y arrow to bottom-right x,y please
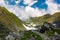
29,12 -> 60,26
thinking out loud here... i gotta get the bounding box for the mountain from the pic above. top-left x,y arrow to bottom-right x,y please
0,6 -> 25,31
47,12 -> 60,23
29,12 -> 60,26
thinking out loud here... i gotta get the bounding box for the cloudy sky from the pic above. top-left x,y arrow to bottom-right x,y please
0,0 -> 60,21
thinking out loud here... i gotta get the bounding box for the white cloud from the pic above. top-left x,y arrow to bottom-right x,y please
46,0 -> 60,14
15,0 -> 21,5
23,0 -> 38,6
25,6 -> 47,17
0,0 -> 4,3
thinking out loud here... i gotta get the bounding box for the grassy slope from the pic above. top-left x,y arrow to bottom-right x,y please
29,12 -> 60,26
0,6 -> 25,31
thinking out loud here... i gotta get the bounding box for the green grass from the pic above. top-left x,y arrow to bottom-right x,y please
21,31 -> 42,40
45,30 -> 55,36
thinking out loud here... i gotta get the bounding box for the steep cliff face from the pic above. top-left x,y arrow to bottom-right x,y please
0,6 -> 25,31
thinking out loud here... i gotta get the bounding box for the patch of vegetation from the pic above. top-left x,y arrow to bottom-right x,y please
55,29 -> 60,34
45,30 -> 55,36
20,31 -> 42,40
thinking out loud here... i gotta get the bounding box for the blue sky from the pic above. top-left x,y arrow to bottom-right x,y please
4,0 -> 60,10
0,0 -> 60,21
54,0 -> 60,4
4,0 -> 47,9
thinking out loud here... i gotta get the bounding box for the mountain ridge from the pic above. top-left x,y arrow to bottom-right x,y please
29,12 -> 60,26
